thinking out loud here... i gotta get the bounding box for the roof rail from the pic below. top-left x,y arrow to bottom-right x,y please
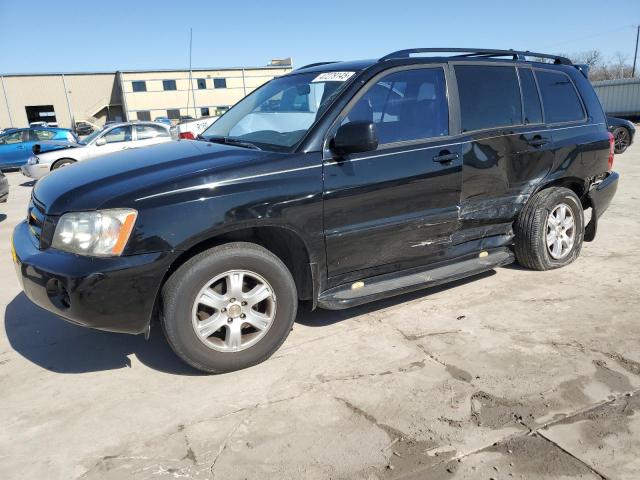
296,61 -> 339,71
379,48 -> 572,65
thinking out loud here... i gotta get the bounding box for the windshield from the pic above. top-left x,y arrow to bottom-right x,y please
200,71 -> 356,151
79,128 -> 104,145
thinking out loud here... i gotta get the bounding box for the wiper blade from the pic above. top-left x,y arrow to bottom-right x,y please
205,136 -> 261,150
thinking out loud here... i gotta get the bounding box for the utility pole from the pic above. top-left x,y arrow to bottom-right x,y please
634,25 -> 639,77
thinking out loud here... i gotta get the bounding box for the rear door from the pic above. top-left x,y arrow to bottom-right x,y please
453,63 -> 554,239
132,124 -> 172,148
322,65 -> 463,283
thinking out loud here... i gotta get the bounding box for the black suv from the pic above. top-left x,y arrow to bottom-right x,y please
13,48 -> 618,373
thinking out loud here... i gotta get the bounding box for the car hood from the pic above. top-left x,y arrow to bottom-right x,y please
34,140 -> 277,215
33,140 -> 80,155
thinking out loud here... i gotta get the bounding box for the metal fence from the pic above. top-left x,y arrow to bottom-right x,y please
592,78 -> 640,117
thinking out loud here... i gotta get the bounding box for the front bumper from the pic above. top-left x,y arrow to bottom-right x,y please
12,220 -> 176,334
585,171 -> 619,242
21,163 -> 50,180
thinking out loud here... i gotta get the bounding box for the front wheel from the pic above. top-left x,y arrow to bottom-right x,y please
51,159 -> 75,170
514,187 -> 584,271
161,242 -> 297,373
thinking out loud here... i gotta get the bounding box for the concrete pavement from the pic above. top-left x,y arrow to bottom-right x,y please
1,144 -> 639,479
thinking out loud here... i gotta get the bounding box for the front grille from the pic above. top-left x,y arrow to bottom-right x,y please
27,196 -> 53,248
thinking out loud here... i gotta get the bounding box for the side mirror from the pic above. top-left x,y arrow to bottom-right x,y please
332,121 -> 378,156
95,137 -> 107,146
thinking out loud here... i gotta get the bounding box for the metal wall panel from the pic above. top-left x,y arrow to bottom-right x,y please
592,78 -> 640,116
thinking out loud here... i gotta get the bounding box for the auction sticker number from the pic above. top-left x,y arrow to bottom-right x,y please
312,72 -> 355,83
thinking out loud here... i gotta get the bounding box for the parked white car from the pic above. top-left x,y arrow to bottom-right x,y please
21,121 -> 171,180
170,116 -> 218,140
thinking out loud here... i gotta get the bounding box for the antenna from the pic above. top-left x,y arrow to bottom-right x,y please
186,28 -> 196,117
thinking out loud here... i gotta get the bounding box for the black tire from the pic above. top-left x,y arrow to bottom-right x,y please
514,187 -> 584,271
161,242 -> 297,373
51,158 -> 75,170
612,126 -> 630,154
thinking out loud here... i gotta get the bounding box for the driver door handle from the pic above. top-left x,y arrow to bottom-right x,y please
528,137 -> 550,147
433,152 -> 459,163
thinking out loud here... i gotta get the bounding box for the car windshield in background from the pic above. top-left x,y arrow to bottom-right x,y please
79,128 -> 103,145
200,71 -> 355,151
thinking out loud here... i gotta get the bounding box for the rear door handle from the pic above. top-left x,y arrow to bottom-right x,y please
433,152 -> 459,163
528,137 -> 549,147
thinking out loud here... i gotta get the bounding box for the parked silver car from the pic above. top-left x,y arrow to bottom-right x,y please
21,121 -> 171,180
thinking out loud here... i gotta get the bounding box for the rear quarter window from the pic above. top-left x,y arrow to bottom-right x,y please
455,65 -> 522,132
535,70 -> 585,124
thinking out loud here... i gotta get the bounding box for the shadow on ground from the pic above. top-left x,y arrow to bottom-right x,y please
5,271 -> 496,375
4,293 -> 202,376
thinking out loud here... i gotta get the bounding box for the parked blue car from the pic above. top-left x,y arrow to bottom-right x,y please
154,116 -> 172,126
0,127 -> 78,170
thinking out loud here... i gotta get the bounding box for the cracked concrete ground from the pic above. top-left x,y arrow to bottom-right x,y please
1,142 -> 639,479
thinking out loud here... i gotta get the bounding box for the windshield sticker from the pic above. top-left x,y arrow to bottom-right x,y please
312,72 -> 355,83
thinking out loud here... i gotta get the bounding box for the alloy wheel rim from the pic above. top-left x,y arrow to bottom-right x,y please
191,270 -> 276,352
546,203 -> 575,260
615,128 -> 628,150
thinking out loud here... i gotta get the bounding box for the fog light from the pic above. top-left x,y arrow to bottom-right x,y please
46,278 -> 70,309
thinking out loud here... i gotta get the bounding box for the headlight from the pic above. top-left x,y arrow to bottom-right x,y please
52,209 -> 138,256
27,155 -> 39,165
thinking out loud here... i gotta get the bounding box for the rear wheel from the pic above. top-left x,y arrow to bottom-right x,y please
161,242 -> 297,373
612,126 -> 630,154
51,158 -> 75,170
514,187 -> 584,271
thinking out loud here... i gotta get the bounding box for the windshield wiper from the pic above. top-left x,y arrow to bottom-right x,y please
205,136 -> 261,150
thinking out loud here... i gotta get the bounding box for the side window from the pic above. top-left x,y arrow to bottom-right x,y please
163,80 -> 177,91
31,129 -> 56,141
518,68 -> 543,125
535,70 -> 585,123
103,126 -> 132,144
342,68 -> 449,145
135,125 -> 169,140
167,109 -> 181,120
197,79 -> 207,89
132,81 -> 146,92
213,78 -> 227,89
455,65 -> 522,132
0,131 -> 24,144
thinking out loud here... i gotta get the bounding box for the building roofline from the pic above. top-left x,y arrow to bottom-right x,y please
0,64 -> 292,78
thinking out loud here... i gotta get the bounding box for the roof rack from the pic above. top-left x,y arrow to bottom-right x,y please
379,48 -> 572,65
296,61 -> 339,71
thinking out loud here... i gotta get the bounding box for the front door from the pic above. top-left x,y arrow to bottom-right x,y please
0,130 -> 29,168
322,65 -> 463,283
91,125 -> 133,158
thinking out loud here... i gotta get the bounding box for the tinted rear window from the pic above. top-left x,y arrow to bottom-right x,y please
455,65 -> 522,132
535,70 -> 584,123
518,68 -> 543,125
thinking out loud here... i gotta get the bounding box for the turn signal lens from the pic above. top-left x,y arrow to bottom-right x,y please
607,132 -> 615,171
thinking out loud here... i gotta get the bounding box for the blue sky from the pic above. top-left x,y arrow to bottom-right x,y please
0,0 -> 638,74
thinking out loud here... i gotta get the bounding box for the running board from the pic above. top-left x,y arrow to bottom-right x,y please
317,248 -> 514,310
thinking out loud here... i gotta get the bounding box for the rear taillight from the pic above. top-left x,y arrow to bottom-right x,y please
607,132 -> 615,171
179,131 -> 195,140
